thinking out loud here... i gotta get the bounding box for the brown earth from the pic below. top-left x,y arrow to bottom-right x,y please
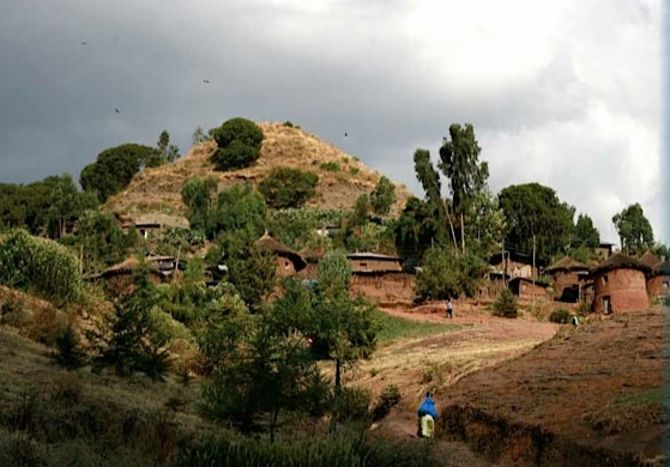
105,122 -> 412,224
438,306 -> 668,466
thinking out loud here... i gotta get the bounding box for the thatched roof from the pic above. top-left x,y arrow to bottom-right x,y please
299,247 -> 326,263
639,250 -> 662,268
590,252 -> 651,275
347,252 -> 402,261
544,257 -> 588,273
255,234 -> 307,271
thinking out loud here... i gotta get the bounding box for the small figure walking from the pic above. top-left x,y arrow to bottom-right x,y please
446,298 -> 454,319
417,392 -> 438,438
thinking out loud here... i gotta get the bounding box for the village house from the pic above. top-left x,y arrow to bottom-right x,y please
297,247 -> 325,280
647,261 -> 670,300
544,257 -> 589,302
489,251 -> 536,280
589,253 -> 651,314
594,242 -> 616,260
255,233 -> 307,277
86,254 -> 182,294
508,277 -> 550,302
347,252 -> 415,304
639,250 -> 662,269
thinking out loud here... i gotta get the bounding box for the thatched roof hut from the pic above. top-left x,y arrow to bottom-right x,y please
590,253 -> 650,313
639,251 -> 662,269
545,257 -> 589,273
590,252 -> 651,276
255,234 -> 307,273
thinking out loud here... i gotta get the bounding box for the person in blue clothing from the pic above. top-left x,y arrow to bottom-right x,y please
417,392 -> 438,438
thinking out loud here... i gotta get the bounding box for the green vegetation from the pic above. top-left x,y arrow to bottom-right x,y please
492,289 -> 518,318
75,210 -> 137,274
573,213 -> 600,248
258,167 -> 319,209
320,161 -> 340,172
416,247 -> 488,300
370,176 -> 396,216
181,176 -> 217,232
371,308 -> 459,342
80,143 -> 162,202
0,230 -> 82,305
549,308 -> 573,324
210,118 -> 263,171
612,203 -> 654,255
157,130 -> 180,163
371,384 -> 401,421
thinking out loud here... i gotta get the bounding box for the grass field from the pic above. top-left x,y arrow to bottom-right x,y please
372,309 -> 462,343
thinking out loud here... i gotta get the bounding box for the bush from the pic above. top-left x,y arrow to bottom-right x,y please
549,308 -> 573,324
319,162 -> 340,172
370,176 -> 396,216
0,230 -> 82,305
54,326 -> 87,370
258,168 -> 319,209
282,121 -> 294,128
416,247 -> 488,300
372,384 -> 401,421
492,289 -> 518,318
211,140 -> 261,171
210,118 -> 263,150
332,387 -> 371,423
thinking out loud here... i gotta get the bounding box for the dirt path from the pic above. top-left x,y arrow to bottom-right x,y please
348,306 -> 558,465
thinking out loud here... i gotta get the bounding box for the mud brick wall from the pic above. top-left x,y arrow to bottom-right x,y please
349,272 -> 415,303
593,268 -> 649,313
647,275 -> 670,299
551,271 -> 582,298
348,259 -> 403,273
275,256 -> 297,277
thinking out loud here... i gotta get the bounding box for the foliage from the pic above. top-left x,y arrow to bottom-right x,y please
413,149 -> 448,246
612,203 -> 654,255
258,167 -> 319,209
227,247 -> 277,311
54,326 -> 87,370
0,230 -> 82,305
80,143 -> 161,202
492,289 -> 518,318
332,386 -> 371,422
573,213 -> 600,248
651,243 -> 669,260
438,123 -> 489,252
179,433 -> 439,467
370,176 -> 396,216
157,130 -> 180,163
345,222 -> 396,255
0,174 -> 97,238
282,120 -> 295,128
192,126 -> 210,145
181,176 -> 217,231
210,118 -> 263,171
393,197 -> 442,266
498,183 -> 575,265
462,190 -> 506,259
91,266 -> 169,380
319,161 -> 340,172
371,308 -> 458,342
76,210 -> 137,273
416,247 -> 488,299
212,141 -> 261,171
372,384 -> 401,422
549,308 -> 573,324
206,183 -> 267,241
349,194 -> 370,228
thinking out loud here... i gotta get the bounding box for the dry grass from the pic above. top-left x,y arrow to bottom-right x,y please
105,122 -> 412,223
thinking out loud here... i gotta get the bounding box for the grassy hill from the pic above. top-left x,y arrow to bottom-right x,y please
105,122 -> 412,225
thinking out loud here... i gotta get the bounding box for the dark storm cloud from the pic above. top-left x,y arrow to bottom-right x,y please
0,0 -> 660,242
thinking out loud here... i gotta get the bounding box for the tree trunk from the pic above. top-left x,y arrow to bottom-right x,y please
460,211 -> 465,254
270,408 -> 278,443
444,203 -> 458,249
335,359 -> 341,393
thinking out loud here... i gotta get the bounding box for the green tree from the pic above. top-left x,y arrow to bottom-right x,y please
463,190 -> 506,259
45,174 -> 98,238
157,130 -> 180,163
192,126 -> 209,145
207,183 -> 267,241
573,213 -> 600,248
498,183 -> 575,265
416,247 -> 488,299
91,265 -> 169,380
393,197 -> 442,265
612,203 -> 654,255
76,210 -> 137,274
259,167 -> 319,209
438,123 -> 490,254
492,289 -> 518,318
210,118 -> 264,171
181,176 -> 217,231
413,149 -> 453,247
227,247 -> 277,311
80,143 -> 160,202
370,176 -> 396,216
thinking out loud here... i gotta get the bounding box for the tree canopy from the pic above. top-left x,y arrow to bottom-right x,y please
498,183 -> 574,265
210,118 -> 264,171
258,167 -> 319,209
573,213 -> 600,248
370,176 -> 396,216
612,203 -> 654,255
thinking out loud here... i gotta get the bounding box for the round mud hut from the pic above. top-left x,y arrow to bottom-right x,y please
544,257 -> 589,302
589,253 -> 651,314
647,261 -> 670,300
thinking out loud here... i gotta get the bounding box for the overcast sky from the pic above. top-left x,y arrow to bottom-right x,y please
0,0 -> 662,244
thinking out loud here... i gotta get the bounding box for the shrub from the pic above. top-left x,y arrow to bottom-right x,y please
0,230 -> 82,305
211,140 -> 260,171
319,161 -> 340,172
416,247 -> 488,300
349,166 -> 360,175
258,167 -> 319,209
549,308 -> 573,324
370,176 -> 396,216
54,326 -> 87,370
210,118 -> 263,150
332,387 -> 371,422
372,384 -> 401,421
493,289 -> 518,318
282,121 -> 294,128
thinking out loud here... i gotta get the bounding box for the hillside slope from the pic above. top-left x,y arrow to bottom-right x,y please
105,122 -> 411,225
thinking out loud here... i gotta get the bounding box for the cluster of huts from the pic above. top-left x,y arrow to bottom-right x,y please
93,216 -> 668,314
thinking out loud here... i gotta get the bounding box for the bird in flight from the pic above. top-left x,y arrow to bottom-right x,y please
114,108 -> 120,114
203,79 -> 210,84
81,41 -> 87,46
344,132 -> 348,137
